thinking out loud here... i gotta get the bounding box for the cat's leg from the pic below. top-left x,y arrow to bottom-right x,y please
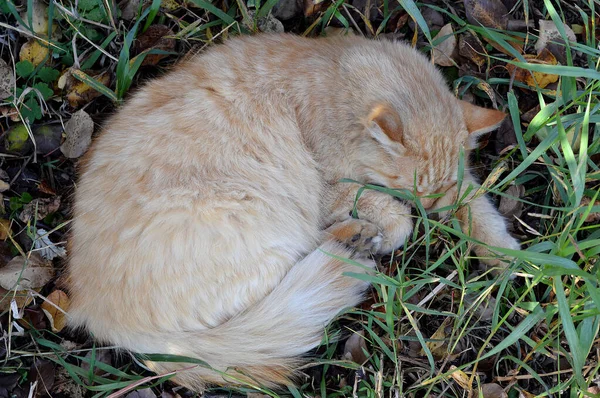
324,183 -> 413,254
431,173 -> 520,269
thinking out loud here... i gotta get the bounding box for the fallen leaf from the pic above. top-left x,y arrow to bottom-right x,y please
81,349 -> 113,376
343,330 -> 369,364
0,59 -> 14,100
498,185 -> 524,219
432,24 -> 457,67
63,69 -> 111,108
134,25 -> 176,66
480,383 -> 507,398
0,254 -> 53,291
0,105 -> 20,122
22,0 -> 49,35
273,0 -> 302,20
119,0 -> 141,20
19,197 -> 61,223
161,0 -> 181,10
28,360 -> 56,395
304,0 -> 326,17
33,228 -> 67,260
0,287 -> 36,312
33,124 -> 63,154
5,123 -> 33,154
19,306 -> 48,329
19,39 -> 49,67
581,197 -> 600,223
422,7 -> 444,30
126,390 -> 157,398
506,49 -> 559,89
464,0 -> 508,30
449,365 -> 471,390
61,110 -> 94,158
0,219 -> 11,241
422,317 -> 457,360
535,20 -> 577,64
41,290 -> 70,332
459,31 -> 486,67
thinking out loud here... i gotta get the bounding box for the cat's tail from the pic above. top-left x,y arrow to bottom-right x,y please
139,240 -> 374,391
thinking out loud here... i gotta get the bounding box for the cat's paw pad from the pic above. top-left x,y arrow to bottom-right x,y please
326,219 -> 383,255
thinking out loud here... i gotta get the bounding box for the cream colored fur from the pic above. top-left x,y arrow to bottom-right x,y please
67,34 -> 519,391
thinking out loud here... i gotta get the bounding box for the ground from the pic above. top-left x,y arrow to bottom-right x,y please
0,0 -> 599,397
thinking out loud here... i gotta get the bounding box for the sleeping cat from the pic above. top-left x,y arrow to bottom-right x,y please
67,33 -> 520,391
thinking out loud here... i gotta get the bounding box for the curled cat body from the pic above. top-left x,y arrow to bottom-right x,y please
68,33 -> 519,390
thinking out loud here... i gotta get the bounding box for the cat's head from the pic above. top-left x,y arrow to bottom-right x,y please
358,100 -> 505,208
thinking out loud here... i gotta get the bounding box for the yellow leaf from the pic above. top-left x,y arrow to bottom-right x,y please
449,365 -> 472,391
41,290 -> 71,332
19,39 -> 49,67
506,49 -> 559,89
0,219 -> 11,240
421,317 -> 458,360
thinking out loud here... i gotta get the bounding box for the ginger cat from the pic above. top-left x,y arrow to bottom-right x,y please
68,34 -> 520,391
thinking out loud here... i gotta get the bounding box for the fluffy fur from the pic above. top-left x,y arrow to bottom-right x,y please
67,34 -> 519,391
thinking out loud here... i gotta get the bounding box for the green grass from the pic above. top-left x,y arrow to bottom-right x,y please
1,0 -> 599,396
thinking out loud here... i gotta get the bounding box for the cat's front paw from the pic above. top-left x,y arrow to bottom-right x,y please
326,218 -> 383,255
348,190 -> 413,254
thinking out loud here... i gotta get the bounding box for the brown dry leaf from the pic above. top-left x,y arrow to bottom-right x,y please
19,196 -> 61,223
126,390 -> 157,398
499,185 -> 525,219
0,170 -> 10,193
459,31 -> 486,67
0,254 -> 53,291
482,34 -> 524,58
304,0 -> 326,17
480,383 -> 507,398
506,49 -> 559,89
28,360 -> 56,395
63,69 -> 111,108
0,59 -> 14,100
81,349 -> 113,376
587,386 -> 600,395
134,25 -> 176,66
449,365 -> 471,391
464,0 -> 508,30
581,197 -> 600,223
422,8 -> 444,30
343,330 -> 369,364
0,105 -> 20,122
19,39 -> 49,67
61,110 -> 94,158
41,290 -> 70,332
536,20 -> 577,64
422,317 -> 456,360
432,24 -> 457,67
0,287 -> 35,312
0,219 -> 11,241
119,0 -> 141,20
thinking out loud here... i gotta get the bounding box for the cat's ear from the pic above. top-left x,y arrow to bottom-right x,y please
365,104 -> 405,155
460,100 -> 506,136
